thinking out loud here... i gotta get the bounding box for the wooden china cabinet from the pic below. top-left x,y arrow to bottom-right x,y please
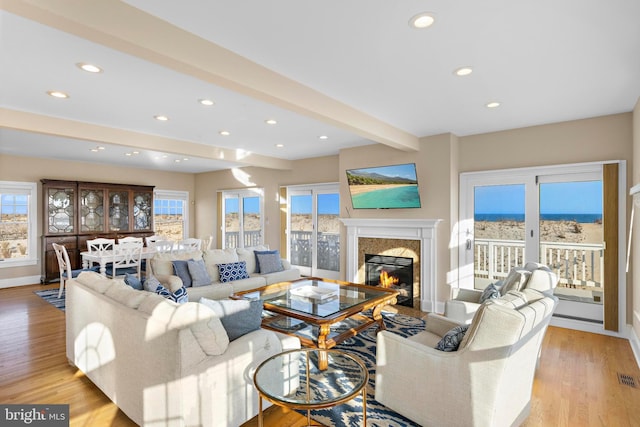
41,179 -> 155,283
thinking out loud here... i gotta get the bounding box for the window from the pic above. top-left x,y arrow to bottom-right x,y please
220,189 -> 264,248
0,181 -> 37,267
153,190 -> 188,240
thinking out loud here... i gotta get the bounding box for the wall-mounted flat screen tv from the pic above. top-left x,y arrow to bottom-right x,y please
346,163 -> 421,209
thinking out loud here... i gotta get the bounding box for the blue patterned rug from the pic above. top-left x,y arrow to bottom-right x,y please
293,312 -> 425,427
34,289 -> 65,312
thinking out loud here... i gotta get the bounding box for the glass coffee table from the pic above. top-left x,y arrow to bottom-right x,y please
232,277 -> 399,368
254,348 -> 368,427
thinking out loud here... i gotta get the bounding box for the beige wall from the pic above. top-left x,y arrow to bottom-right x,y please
0,154 -> 195,282
632,99 -> 640,339
194,155 -> 340,250
3,113 -> 637,326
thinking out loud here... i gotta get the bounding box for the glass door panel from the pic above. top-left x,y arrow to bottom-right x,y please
473,184 -> 526,289
539,179 -> 604,323
316,192 -> 340,278
80,188 -> 104,232
223,195 -> 240,248
243,196 -> 262,247
290,194 -> 312,274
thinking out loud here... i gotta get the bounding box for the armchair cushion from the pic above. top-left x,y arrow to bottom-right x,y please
435,324 -> 470,352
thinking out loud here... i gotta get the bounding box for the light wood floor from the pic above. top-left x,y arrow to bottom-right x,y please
1,283 -> 639,427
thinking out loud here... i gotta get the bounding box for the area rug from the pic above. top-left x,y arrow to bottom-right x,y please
297,312 -> 425,427
34,289 -> 65,312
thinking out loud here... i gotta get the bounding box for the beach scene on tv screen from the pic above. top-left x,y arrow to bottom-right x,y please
346,163 -> 421,209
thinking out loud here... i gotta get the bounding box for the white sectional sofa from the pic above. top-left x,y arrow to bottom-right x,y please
65,271 -> 301,427
147,245 -> 301,301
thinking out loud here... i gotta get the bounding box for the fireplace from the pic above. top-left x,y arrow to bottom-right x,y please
365,254 -> 414,307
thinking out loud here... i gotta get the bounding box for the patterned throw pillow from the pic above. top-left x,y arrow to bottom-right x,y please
144,277 -> 189,304
480,283 -> 500,303
187,259 -> 212,287
217,261 -> 250,283
256,253 -> 284,274
253,250 -> 279,273
435,324 -> 470,352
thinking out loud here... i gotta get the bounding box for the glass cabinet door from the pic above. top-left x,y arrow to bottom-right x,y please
109,190 -> 129,231
133,191 -> 152,230
47,186 -> 75,233
80,188 -> 105,232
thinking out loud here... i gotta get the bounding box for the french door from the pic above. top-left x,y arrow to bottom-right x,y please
460,162 -> 624,331
221,190 -> 263,248
287,184 -> 340,279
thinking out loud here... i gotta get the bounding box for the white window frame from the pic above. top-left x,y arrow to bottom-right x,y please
0,181 -> 37,268
153,189 -> 189,238
220,188 -> 264,249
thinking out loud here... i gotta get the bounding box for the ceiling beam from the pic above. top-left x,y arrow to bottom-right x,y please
0,108 -> 294,170
2,0 -> 420,152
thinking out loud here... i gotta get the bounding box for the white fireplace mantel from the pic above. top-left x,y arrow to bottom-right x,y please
340,218 -> 442,312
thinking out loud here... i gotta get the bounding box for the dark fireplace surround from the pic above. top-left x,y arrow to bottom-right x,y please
365,254 -> 414,307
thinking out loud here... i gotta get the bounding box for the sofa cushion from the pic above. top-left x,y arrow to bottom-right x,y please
168,303 -> 229,355
172,260 -> 193,287
203,248 -> 239,283
150,250 -> 202,277
218,261 -> 250,283
435,324 -> 470,352
237,245 -> 268,274
188,259 -> 212,287
76,271 -> 112,293
256,252 -> 284,274
500,268 -> 530,295
199,298 -> 263,341
253,249 -> 280,273
105,280 -> 148,308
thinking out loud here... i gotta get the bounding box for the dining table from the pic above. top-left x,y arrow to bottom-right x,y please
80,246 -> 157,276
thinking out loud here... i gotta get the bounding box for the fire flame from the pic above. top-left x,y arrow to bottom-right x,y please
379,270 -> 399,287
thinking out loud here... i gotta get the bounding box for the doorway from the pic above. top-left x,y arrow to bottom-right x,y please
460,161 -> 624,332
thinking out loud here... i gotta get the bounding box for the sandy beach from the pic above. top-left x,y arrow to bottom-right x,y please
475,219 -> 603,244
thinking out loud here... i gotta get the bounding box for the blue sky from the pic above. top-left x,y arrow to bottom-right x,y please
474,181 -> 602,214
349,163 -> 417,180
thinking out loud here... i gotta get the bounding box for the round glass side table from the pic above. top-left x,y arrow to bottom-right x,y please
254,348 -> 368,427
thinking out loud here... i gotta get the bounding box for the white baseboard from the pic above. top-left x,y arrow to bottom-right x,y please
0,275 -> 42,289
627,324 -> 640,370
549,315 -> 627,338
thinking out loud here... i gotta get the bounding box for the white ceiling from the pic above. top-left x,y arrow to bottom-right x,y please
1,0 -> 639,174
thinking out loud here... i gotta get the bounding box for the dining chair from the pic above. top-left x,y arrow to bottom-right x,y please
106,241 -> 143,279
52,243 -> 97,298
119,236 -> 143,244
145,235 -> 162,247
176,238 -> 201,252
148,239 -> 174,253
201,235 -> 213,250
86,238 -> 116,269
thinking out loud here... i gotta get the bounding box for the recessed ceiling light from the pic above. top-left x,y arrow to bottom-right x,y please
265,119 -> 277,125
77,62 -> 102,73
319,135 -> 329,140
125,153 -> 132,156
90,148 -> 99,152
486,101 -> 501,108
97,146 -> 105,150
154,115 -> 169,121
275,143 -> 284,148
183,158 -> 189,161
162,154 -> 168,159
132,151 -> 139,155
409,12 -> 435,29
175,159 -> 181,163
454,67 -> 473,76
199,98 -> 215,106
219,130 -> 231,136
47,90 -> 69,99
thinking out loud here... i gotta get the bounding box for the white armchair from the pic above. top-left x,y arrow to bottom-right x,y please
444,262 -> 558,323
375,290 -> 557,427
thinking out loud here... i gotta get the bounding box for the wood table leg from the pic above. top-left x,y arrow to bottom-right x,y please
317,325 -> 331,370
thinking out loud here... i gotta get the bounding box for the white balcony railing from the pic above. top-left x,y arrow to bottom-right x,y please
475,238 -> 604,289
